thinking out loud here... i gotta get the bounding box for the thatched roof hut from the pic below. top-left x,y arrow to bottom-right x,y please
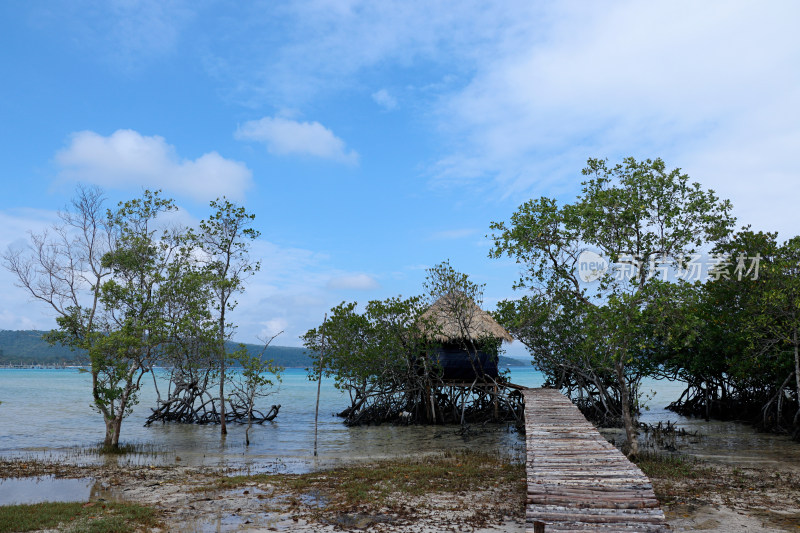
418,293 -> 513,380
419,292 -> 513,343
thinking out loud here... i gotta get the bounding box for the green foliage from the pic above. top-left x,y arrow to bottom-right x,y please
424,260 -> 483,307
491,158 -> 800,435
230,342 -> 283,444
491,157 -> 734,296
423,259 -> 498,360
3,188 -> 277,446
194,197 -> 260,320
751,236 -> 800,377
191,198 -> 262,433
0,501 -> 158,533
663,229 -> 800,430
490,157 -> 735,452
574,158 -> 733,269
83,190 -> 198,445
233,345 -> 282,391
303,262 -> 518,425
303,296 -> 433,392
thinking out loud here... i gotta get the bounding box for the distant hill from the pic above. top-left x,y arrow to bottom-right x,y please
499,355 -> 528,367
0,330 -> 85,365
0,329 -> 526,369
0,330 -> 312,368
235,342 -> 312,368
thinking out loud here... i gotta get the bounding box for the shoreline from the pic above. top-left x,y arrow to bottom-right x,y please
640,454 -> 800,532
0,451 -> 527,532
2,447 -> 800,532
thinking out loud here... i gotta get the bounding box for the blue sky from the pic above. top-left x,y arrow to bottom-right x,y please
1,1 -> 798,356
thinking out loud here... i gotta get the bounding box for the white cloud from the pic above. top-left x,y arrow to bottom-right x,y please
211,0 -> 800,236
259,318 -> 289,340
432,1 -> 800,230
0,206 -> 385,347
0,208 -> 59,248
679,99 -> 800,237
326,273 -> 380,291
372,89 -> 397,110
235,116 -> 359,164
55,129 -> 253,202
213,240 -> 385,345
205,1 -> 537,106
193,1 -> 800,240
0,209 -> 71,332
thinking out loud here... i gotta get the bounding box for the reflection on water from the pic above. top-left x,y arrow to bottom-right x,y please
0,367 -> 537,472
623,378 -> 800,471
170,511 -> 299,533
0,476 -> 93,505
174,512 -> 277,533
658,417 -> 800,471
1,368 -> 798,473
0,475 -> 127,506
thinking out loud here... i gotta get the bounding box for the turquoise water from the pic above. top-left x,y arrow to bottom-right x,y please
2,367 -> 798,472
0,367 -> 545,470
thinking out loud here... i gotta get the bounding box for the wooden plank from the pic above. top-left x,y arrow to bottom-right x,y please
523,389 -> 670,532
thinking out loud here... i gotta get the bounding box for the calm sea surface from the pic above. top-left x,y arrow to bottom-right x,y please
1,367 -> 798,472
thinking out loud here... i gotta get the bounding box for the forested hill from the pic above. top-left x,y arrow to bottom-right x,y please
0,330 -> 313,367
0,330 -> 527,368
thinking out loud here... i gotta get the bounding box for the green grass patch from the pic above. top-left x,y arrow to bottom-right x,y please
635,452 -> 714,481
210,450 -> 525,512
0,501 -> 158,533
91,442 -> 165,456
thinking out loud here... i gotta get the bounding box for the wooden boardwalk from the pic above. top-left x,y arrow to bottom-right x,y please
523,389 -> 669,532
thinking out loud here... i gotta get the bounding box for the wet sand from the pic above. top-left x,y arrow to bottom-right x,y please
0,458 -> 527,532
3,446 -> 800,532
656,460 -> 800,532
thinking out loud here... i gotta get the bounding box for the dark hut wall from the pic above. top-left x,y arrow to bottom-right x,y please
432,342 -> 499,380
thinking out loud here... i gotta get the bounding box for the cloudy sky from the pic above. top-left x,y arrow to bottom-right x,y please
1,1 -> 798,356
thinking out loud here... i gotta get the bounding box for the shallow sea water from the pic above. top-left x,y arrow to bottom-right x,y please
1,366 -> 798,478
0,476 -> 94,505
0,367 -> 542,472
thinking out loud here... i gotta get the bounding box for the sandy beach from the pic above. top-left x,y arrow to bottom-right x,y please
3,448 -> 800,532
1,453 -> 526,532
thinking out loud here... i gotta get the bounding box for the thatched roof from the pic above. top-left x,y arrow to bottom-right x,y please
419,293 -> 513,343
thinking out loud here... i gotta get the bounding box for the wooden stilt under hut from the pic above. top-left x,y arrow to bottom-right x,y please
418,292 -> 522,423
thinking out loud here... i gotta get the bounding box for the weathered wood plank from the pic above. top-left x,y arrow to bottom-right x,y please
523,388 -> 670,532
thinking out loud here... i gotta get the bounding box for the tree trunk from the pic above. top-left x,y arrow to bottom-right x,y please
111,416 -> 122,448
219,309 -> 227,435
615,359 -> 638,458
103,417 -> 115,448
104,415 -> 123,449
246,411 -> 252,446
94,368 -> 116,448
794,330 -> 800,426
